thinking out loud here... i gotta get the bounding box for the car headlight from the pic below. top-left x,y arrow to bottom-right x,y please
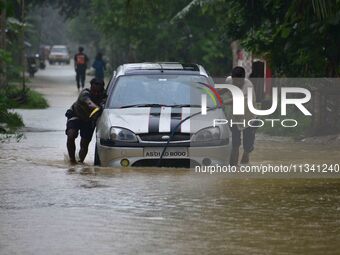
191,127 -> 221,142
110,127 -> 138,142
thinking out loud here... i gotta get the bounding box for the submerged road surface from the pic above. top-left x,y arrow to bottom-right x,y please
0,64 -> 340,255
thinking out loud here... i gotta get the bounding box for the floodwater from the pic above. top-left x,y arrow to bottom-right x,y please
0,64 -> 340,255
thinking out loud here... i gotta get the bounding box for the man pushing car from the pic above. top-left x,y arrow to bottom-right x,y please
65,78 -> 106,164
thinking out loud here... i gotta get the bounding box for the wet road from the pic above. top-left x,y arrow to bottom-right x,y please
0,65 -> 340,255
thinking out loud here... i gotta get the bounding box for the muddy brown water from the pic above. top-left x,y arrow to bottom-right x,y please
0,65 -> 340,255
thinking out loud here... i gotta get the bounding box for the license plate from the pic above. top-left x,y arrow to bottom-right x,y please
144,147 -> 188,158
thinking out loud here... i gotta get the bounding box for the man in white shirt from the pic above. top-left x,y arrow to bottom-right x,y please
221,67 -> 257,166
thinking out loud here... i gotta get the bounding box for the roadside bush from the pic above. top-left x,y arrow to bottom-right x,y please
4,86 -> 48,109
0,85 -> 47,134
0,49 -> 21,82
0,93 -> 24,133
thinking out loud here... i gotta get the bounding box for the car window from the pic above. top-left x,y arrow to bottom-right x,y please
108,74 -> 218,108
51,47 -> 68,54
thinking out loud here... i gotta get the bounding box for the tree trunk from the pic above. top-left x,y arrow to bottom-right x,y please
230,40 -> 240,68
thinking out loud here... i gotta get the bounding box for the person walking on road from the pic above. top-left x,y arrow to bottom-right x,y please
74,46 -> 89,90
65,78 -> 106,164
92,52 -> 106,80
221,66 -> 257,166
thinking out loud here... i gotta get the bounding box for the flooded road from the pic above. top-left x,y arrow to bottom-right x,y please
1,65 -> 340,254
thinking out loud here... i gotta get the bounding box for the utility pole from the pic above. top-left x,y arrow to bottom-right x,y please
0,0 -> 7,88
20,0 -> 25,92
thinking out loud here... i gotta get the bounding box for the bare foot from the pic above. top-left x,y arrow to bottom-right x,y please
240,152 -> 250,164
69,159 -> 77,165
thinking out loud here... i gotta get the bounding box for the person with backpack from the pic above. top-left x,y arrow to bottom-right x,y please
74,46 -> 89,90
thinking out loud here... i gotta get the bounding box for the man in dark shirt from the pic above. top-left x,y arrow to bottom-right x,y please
74,46 -> 89,90
65,78 -> 106,164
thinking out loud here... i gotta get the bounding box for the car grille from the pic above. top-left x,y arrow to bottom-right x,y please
138,133 -> 191,142
132,159 -> 199,168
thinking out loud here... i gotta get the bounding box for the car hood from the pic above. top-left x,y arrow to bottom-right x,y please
97,107 -> 225,137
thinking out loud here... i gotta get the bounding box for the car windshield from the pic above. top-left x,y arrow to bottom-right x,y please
51,47 -> 68,54
108,74 -> 218,108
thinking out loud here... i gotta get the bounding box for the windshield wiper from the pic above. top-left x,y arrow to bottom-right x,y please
120,104 -> 209,109
169,104 -> 206,108
119,103 -> 168,108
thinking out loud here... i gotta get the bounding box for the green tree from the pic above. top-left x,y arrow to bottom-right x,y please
90,0 -> 232,75
212,0 -> 340,77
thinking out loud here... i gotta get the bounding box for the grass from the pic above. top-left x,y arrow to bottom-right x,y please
0,85 -> 48,136
0,111 -> 24,132
4,86 -> 49,109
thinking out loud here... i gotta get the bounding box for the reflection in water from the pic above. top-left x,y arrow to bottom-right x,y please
1,131 -> 340,255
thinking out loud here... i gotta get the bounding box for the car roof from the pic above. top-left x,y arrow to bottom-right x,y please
115,62 -> 209,77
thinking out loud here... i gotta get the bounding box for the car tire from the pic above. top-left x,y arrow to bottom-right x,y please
94,144 -> 101,166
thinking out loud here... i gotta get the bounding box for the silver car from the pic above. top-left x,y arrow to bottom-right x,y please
49,45 -> 70,65
95,63 -> 231,167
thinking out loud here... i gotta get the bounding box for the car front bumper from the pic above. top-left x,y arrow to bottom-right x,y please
96,142 -> 231,168
49,56 -> 69,61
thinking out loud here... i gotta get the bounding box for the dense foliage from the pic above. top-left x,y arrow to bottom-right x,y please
215,0 -> 340,77
88,0 -> 232,75
2,0 -> 340,77
80,0 -> 340,77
